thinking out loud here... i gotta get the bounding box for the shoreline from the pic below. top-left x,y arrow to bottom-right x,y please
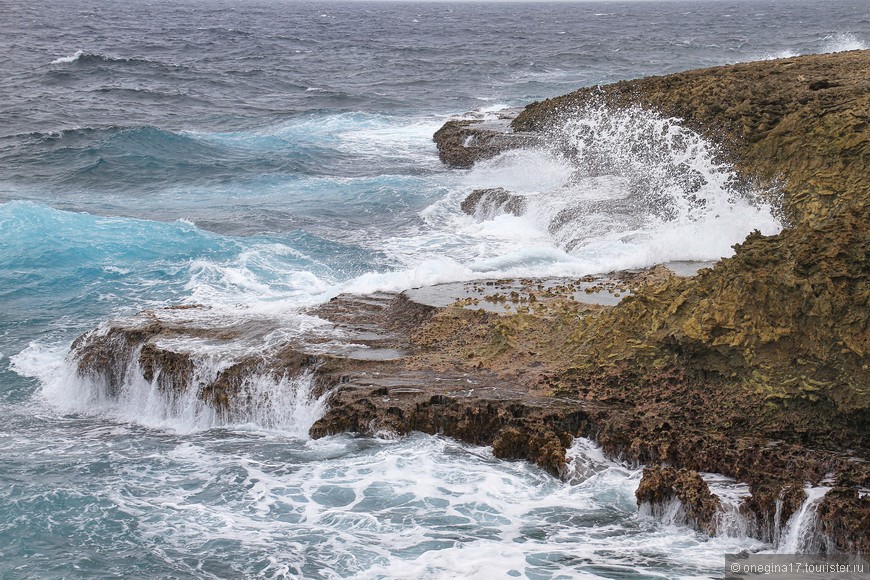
69,50 -> 870,553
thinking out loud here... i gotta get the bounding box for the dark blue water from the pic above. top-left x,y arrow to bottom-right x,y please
1,0 -> 867,577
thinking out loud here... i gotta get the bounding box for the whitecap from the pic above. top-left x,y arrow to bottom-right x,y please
50,50 -> 84,64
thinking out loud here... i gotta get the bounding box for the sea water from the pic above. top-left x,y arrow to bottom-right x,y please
2,0 -> 868,577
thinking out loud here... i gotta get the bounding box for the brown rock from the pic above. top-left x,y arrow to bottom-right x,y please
460,187 -> 528,218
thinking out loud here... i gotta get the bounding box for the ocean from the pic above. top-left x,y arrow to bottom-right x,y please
1,0 -> 868,577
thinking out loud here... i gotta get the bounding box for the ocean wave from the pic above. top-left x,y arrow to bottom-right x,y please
3,100 -> 782,310
2,101 -> 783,317
4,106 -> 784,310
754,49 -> 800,61
49,50 -> 183,69
0,200 -> 376,320
0,202 -> 211,349
198,111 -> 443,169
194,26 -> 255,37
88,86 -> 205,102
2,124 -> 309,191
749,32 -> 867,62
13,338 -> 328,436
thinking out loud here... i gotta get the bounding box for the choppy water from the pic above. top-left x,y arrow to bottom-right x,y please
2,0 -> 868,577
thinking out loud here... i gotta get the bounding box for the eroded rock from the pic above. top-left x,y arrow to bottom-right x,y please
433,118 -> 536,168
636,467 -> 721,534
460,187 -> 528,219
69,50 -> 870,551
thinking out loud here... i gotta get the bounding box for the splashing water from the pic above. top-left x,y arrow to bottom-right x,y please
821,32 -> 868,53
3,1 -> 865,574
11,340 -> 328,437
777,486 -> 832,554
447,103 -> 781,274
702,473 -> 752,538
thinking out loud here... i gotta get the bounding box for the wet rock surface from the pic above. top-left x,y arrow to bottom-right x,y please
71,267 -> 870,550
636,467 -> 721,535
70,279 -> 626,476
460,187 -> 528,219
434,50 -> 869,550
432,112 -> 537,168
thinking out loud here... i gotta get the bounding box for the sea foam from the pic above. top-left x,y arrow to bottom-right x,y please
420,103 -> 782,278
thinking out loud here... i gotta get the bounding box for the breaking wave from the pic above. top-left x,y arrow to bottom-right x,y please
434,103 -> 781,275
49,50 -> 181,68
821,32 -> 868,53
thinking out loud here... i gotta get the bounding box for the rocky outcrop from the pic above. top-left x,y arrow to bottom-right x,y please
309,378 -> 604,476
433,115 -> 537,168
69,293 -> 428,415
636,467 -> 721,534
69,280 -> 624,475
428,51 -> 870,550
460,187 -> 527,219
818,488 -> 870,554
69,273 -> 870,549
507,53 -> 870,433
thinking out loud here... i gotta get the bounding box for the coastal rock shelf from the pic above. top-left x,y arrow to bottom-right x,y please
72,50 -> 870,553
70,271 -> 870,552
434,49 -> 870,552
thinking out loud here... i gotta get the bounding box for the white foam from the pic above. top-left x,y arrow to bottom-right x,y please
462,147 -> 574,194
183,245 -> 334,314
406,104 -> 782,280
200,112 -> 443,166
162,104 -> 783,310
332,115 -> 443,160
478,103 -> 510,114
750,32 -> 866,62
639,495 -> 689,528
551,105 -> 778,265
563,436 -> 631,484
203,102 -> 781,303
6,374 -> 767,578
754,49 -> 800,61
50,50 -> 84,64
